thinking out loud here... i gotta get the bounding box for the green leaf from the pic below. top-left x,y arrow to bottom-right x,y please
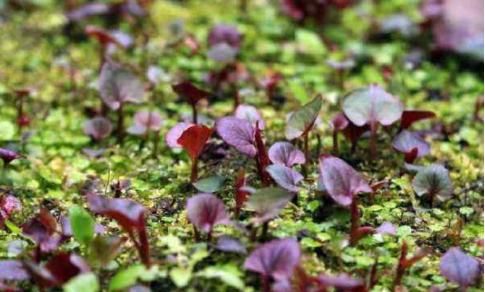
285,96 -> 322,140
192,175 -> 225,193
196,264 -> 244,290
109,265 -> 159,291
0,120 -> 15,140
69,205 -> 95,246
170,267 -> 192,288
245,187 -> 294,223
63,273 -> 99,292
412,164 -> 453,202
295,29 -> 326,55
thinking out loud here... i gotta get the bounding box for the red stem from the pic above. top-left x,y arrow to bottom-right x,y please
192,103 -> 198,124
190,158 -> 198,183
332,130 -> 338,154
116,104 -> 124,143
260,275 -> 270,292
349,199 -> 360,246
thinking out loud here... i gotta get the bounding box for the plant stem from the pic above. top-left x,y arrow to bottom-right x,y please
190,158 -> 198,182
302,133 -> 309,177
191,103 -> 198,124
260,221 -> 269,241
392,242 -> 407,289
349,199 -> 360,246
369,127 -> 377,159
116,104 -> 124,143
138,227 -> 151,267
332,130 -> 338,154
260,275 -> 270,292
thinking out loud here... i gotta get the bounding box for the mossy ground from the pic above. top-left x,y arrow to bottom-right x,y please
0,1 -> 483,291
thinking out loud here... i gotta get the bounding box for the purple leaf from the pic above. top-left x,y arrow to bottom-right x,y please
172,81 -> 210,106
186,193 -> 230,234
266,164 -> 303,192
0,194 -> 22,227
392,130 -> 430,163
244,238 -> 300,280
65,3 -> 110,22
245,187 -> 294,224
440,247 -> 480,288
235,104 -> 265,130
375,221 -> 397,236
98,62 -> 145,110
343,85 -> 403,131
127,111 -> 163,135
318,273 -> 365,290
330,112 -> 350,131
412,164 -> 453,202
22,209 -> 62,253
216,117 -> 257,157
268,142 -> 305,167
318,155 -> 372,207
207,24 -> 242,50
165,122 -> 193,148
216,236 -> 247,254
84,117 -> 113,140
285,96 -> 322,140
0,148 -> 21,165
0,260 -> 29,281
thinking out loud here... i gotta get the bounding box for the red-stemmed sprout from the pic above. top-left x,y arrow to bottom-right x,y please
186,193 -> 230,241
392,130 -> 430,163
392,241 -> 429,289
172,81 -> 211,124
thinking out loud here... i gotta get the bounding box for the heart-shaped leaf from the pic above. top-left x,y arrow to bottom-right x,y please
266,164 -> 303,192
268,142 -> 305,167
186,193 -> 230,234
98,62 -> 145,110
244,238 -> 300,280
392,130 -> 430,163
177,124 -> 212,161
342,85 -> 403,131
318,155 -> 372,207
216,117 -> 256,157
245,187 -> 294,223
285,96 -> 322,140
400,110 -> 435,129
172,81 -> 210,106
440,247 -> 480,288
84,117 -> 113,141
412,164 -> 453,202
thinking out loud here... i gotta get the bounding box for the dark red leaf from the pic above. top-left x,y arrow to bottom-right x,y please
177,124 -> 212,161
400,110 -> 436,129
172,81 -> 211,106
87,195 -> 145,232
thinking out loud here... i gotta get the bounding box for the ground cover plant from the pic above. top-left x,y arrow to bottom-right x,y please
0,0 -> 483,291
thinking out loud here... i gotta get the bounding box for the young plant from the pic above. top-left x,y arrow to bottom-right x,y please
83,116 -> 113,142
412,164 -> 453,207
318,155 -> 373,245
342,85 -> 403,159
127,110 -> 163,154
216,117 -> 271,185
0,194 -> 22,228
329,112 -> 349,154
440,247 -> 480,290
87,194 -> 151,267
22,209 -> 63,261
268,142 -> 305,167
166,123 -> 212,182
266,164 -> 303,193
392,130 -> 430,163
392,241 -> 429,289
245,187 -> 294,239
0,148 -> 21,168
172,81 -> 211,124
98,61 -> 145,142
244,238 -> 300,292
285,96 -> 322,175
186,193 -> 230,241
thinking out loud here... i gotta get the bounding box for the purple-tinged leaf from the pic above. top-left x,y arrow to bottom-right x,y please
0,194 -> 21,220
285,96 -> 322,140
412,164 -> 453,202
343,85 -> 403,131
440,247 -> 480,288
400,110 -> 435,129
244,238 -> 300,280
268,142 -> 305,167
22,209 -> 62,253
207,43 -> 238,63
245,187 -> 294,224
208,24 -> 242,50
376,222 -> 397,236
186,193 -> 230,234
318,273 -> 365,290
0,260 -> 29,281
65,3 -> 110,22
98,62 -> 145,110
330,112 -> 350,131
235,104 -> 265,130
216,117 -> 257,157
172,81 -> 210,106
127,111 -> 163,135
318,155 -> 372,207
216,236 -> 247,254
392,130 -> 430,163
84,117 -> 113,140
165,122 -> 193,148
266,164 -> 303,192
0,148 -> 21,165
